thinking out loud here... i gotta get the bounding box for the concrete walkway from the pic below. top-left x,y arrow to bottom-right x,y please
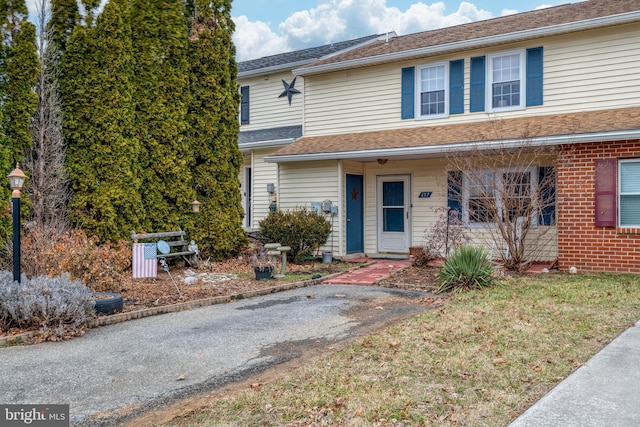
509,320 -> 640,426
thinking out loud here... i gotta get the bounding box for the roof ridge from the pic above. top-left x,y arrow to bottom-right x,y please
295,0 -> 640,74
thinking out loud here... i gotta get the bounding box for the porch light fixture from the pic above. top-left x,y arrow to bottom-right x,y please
8,164 -> 26,195
7,164 -> 27,283
377,158 -> 388,165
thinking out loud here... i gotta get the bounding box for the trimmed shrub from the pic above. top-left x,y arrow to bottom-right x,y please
0,271 -> 95,340
437,245 -> 495,293
259,208 -> 331,262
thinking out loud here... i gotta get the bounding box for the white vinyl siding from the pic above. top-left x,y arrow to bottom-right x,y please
619,159 -> 640,227
250,149 -> 279,229
302,24 -> 640,136
238,71 -> 303,131
278,161 -> 340,253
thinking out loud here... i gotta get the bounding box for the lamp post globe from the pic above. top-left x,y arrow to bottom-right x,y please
7,164 -> 26,283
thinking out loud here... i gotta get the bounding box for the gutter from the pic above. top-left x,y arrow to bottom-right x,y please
294,12 -> 640,76
239,60 -> 314,79
264,129 -> 640,163
238,138 -> 295,152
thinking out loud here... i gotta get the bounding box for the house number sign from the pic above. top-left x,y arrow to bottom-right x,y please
418,192 -> 432,198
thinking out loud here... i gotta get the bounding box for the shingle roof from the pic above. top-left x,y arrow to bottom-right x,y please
268,107 -> 640,159
297,0 -> 640,73
237,34 -> 384,76
238,125 -> 302,146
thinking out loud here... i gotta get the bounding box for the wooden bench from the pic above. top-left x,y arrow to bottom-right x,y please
131,229 -> 198,267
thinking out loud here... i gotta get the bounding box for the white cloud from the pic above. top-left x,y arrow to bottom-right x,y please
233,16 -> 290,62
500,8 -> 519,16
233,0 -> 495,62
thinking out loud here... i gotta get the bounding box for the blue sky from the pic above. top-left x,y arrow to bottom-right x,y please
231,0 -> 576,61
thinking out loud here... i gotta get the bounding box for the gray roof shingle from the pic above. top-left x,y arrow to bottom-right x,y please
238,34 -> 384,76
239,125 -> 303,146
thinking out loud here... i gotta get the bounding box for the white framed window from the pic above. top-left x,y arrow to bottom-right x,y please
463,167 -> 537,226
487,50 -> 525,111
416,62 -> 448,119
619,159 -> 640,227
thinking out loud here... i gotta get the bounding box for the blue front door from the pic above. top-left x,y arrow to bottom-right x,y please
346,174 -> 364,253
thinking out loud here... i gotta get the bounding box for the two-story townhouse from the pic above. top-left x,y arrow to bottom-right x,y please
237,34 -> 385,230
265,0 -> 640,273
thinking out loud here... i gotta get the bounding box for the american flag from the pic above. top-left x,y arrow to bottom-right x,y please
132,243 -> 157,278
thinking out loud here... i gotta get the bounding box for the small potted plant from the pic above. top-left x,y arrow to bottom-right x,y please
251,251 -> 274,280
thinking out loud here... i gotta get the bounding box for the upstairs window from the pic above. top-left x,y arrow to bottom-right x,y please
240,86 -> 249,125
488,50 -> 525,111
417,63 -> 447,119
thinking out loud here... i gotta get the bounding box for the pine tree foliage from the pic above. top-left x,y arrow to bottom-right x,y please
48,0 -> 247,257
60,0 -> 143,241
132,0 -> 194,232
0,1 -> 38,162
48,0 -> 79,56
0,0 -> 39,238
187,0 -> 246,258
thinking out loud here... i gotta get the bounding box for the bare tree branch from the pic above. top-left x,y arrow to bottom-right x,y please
446,117 -> 558,271
25,0 -> 70,234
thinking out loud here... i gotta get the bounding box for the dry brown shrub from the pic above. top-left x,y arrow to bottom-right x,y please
20,226 -> 130,292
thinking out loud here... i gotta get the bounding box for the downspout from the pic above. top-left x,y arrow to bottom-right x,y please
338,160 -> 344,257
250,151 -> 255,230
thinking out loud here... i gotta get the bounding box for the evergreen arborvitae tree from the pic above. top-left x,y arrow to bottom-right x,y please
187,0 -> 246,259
0,0 -> 39,238
132,0 -> 194,232
48,0 -> 79,57
59,0 -> 143,241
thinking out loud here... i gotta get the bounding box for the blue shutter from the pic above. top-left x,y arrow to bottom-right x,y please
448,171 -> 463,219
449,59 -> 464,115
470,56 -> 485,112
401,67 -> 415,119
526,47 -> 543,107
538,166 -> 555,226
240,86 -> 250,124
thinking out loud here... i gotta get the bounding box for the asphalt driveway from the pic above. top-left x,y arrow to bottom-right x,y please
0,284 -> 432,426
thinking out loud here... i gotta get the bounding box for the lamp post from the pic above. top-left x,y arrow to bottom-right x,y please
8,164 -> 26,283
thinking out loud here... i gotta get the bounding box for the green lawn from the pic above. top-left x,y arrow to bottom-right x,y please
165,273 -> 640,426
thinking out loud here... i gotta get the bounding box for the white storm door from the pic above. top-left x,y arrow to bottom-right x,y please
377,175 -> 411,253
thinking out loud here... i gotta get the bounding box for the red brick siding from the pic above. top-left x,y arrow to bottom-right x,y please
557,140 -> 640,273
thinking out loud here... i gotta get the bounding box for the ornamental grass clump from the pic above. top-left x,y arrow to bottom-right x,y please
0,271 -> 94,341
437,245 -> 495,292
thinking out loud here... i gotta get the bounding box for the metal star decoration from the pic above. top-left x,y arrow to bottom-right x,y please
279,77 -> 301,105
